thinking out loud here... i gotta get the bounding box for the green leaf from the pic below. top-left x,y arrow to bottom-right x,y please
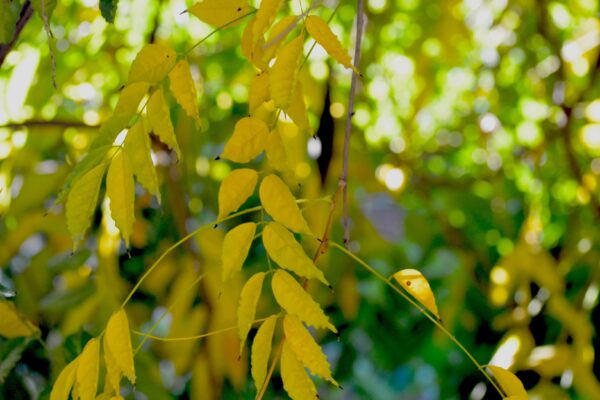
99,0 -> 119,23
0,0 -> 20,44
31,0 -> 57,19
0,337 -> 33,384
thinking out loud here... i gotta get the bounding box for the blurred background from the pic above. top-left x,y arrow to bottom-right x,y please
1,0 -> 599,398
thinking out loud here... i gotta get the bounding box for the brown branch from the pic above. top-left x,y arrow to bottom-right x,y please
0,120 -> 100,129
339,0 -> 365,247
0,1 -> 33,68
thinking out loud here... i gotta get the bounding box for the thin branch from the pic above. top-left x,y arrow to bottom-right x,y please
256,338 -> 284,400
0,1 -> 33,68
0,120 -> 99,130
339,0 -> 365,247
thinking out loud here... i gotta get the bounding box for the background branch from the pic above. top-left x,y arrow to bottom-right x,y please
339,0 -> 365,247
0,1 -> 33,68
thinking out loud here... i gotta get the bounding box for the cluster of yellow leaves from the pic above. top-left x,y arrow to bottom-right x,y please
202,2 -> 362,397
50,310 -> 135,400
62,43 -> 200,248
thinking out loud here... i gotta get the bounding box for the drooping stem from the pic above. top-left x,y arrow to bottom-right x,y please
330,242 -> 507,398
132,317 -> 271,342
340,0 -> 365,247
133,272 -> 207,354
256,338 -> 284,400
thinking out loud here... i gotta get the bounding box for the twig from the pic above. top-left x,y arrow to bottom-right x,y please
256,338 -> 284,400
0,120 -> 99,130
0,1 -> 34,68
339,0 -> 365,247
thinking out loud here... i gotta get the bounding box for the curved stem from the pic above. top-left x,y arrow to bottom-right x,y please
132,317 -> 270,342
185,10 -> 257,55
330,242 -> 507,398
256,338 -> 284,400
133,272 -> 206,354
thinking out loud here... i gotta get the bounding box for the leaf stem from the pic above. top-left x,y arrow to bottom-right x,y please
184,10 -> 258,55
133,272 -> 207,354
132,317 -> 270,342
330,242 -> 507,398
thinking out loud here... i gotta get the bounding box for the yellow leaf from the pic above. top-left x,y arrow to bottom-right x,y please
189,0 -> 252,28
66,161 -> 108,248
259,174 -> 311,235
168,59 -> 200,123
283,315 -> 337,386
241,17 -> 267,69
305,15 -> 359,74
103,334 -> 121,392
147,88 -> 180,158
272,270 -> 336,333
263,222 -> 328,284
76,338 -> 100,400
221,116 -> 269,163
392,269 -> 439,319
50,358 -> 78,400
113,82 -> 149,119
222,222 -> 257,281
238,272 -> 265,353
262,15 -> 297,63
0,301 -> 39,338
280,340 -> 318,400
269,34 -> 303,109
127,44 -> 176,84
124,119 -> 160,201
265,130 -> 287,171
218,168 -> 258,220
486,365 -> 528,398
106,151 -> 135,247
251,315 -> 277,391
252,0 -> 282,43
105,310 -> 136,384
249,71 -> 270,114
284,80 -> 310,132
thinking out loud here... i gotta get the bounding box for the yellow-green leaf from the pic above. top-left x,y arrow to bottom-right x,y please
147,88 -> 180,158
269,34 -> 303,109
50,358 -> 78,400
392,269 -> 439,319
0,301 -> 38,338
168,59 -> 200,123
486,365 -> 528,398
280,340 -> 318,400
220,116 -> 269,163
252,0 -> 282,43
218,168 -> 258,220
75,338 -> 100,400
113,82 -> 149,119
284,81 -> 310,132
265,130 -> 287,171
251,315 -> 277,391
283,314 -> 337,386
124,119 -> 159,201
305,15 -> 359,74
127,44 -> 176,84
106,151 -> 135,247
103,339 -> 121,392
105,310 -> 136,384
259,174 -> 311,235
241,16 -> 266,69
66,161 -> 108,248
249,71 -> 270,114
222,222 -> 256,281
263,222 -> 328,284
238,272 -> 265,353
262,15 -> 297,63
272,270 -> 336,333
189,0 -> 252,28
